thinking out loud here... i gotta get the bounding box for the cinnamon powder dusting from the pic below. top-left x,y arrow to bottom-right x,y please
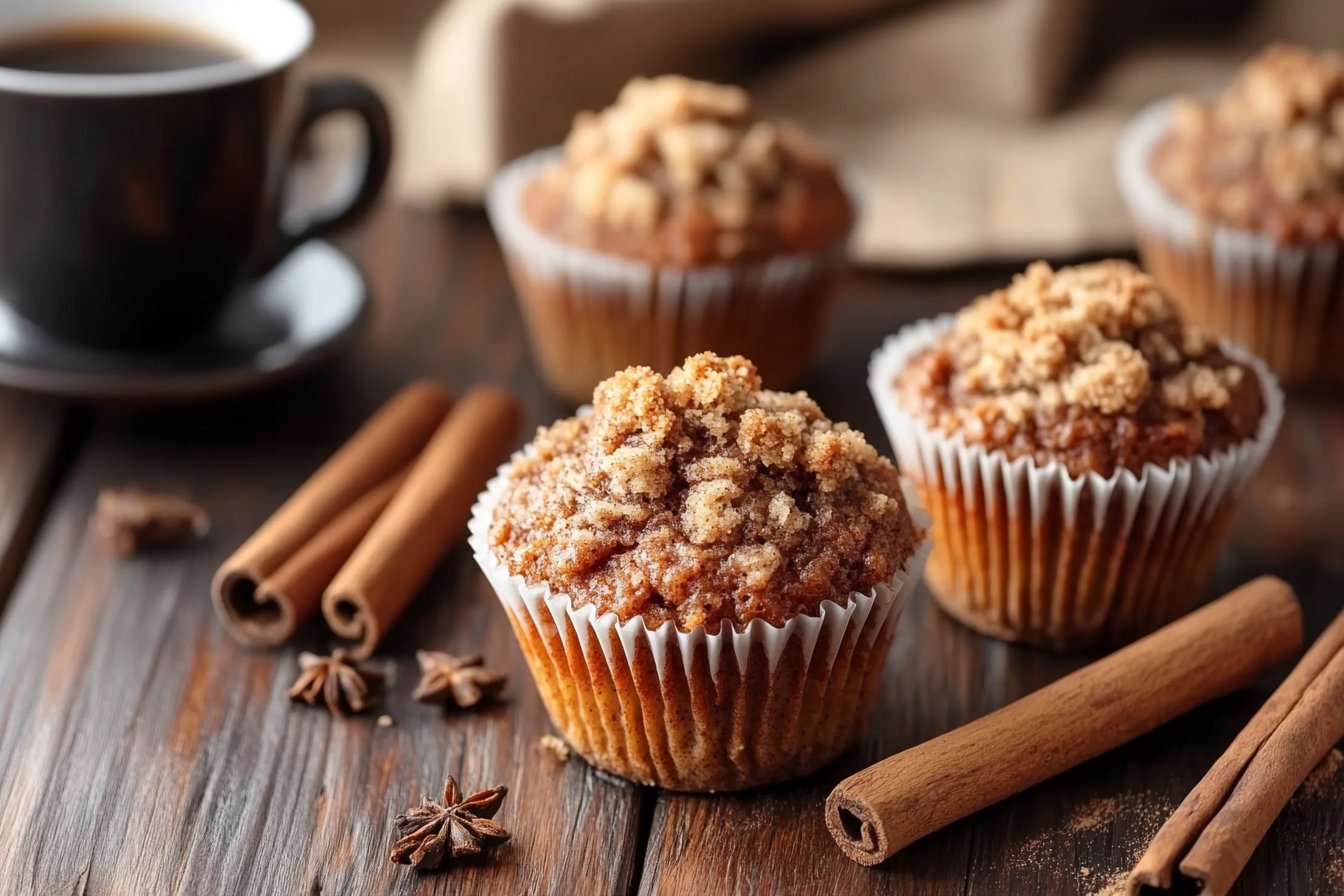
895,261 -> 1265,477
490,352 -> 920,632
1298,746 -> 1343,801
1329,844 -> 1344,891
1001,792 -> 1173,896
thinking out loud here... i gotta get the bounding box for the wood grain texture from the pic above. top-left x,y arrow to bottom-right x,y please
637,269 -> 1344,896
0,209 -> 646,896
0,393 -> 69,612
0,212 -> 1339,896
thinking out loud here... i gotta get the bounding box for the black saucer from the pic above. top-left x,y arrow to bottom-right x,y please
0,240 -> 368,402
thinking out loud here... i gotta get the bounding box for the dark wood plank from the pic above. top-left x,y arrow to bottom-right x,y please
0,207 -> 648,896
0,393 -> 70,610
637,270 -> 1344,896
2,210 -> 1342,896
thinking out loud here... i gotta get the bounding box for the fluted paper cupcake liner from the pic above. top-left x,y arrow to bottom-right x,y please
468,449 -> 931,792
868,316 -> 1283,650
487,148 -> 850,403
1116,98 -> 1344,387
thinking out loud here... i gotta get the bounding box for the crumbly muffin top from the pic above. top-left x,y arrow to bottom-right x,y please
522,75 -> 852,265
489,352 -> 920,633
894,261 -> 1266,477
1152,44 -> 1344,240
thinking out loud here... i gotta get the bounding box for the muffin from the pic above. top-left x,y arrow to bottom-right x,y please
487,75 -> 854,404
469,352 -> 929,791
1117,44 -> 1344,386
868,261 -> 1282,650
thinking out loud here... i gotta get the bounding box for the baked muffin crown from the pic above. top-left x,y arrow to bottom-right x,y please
895,261 -> 1266,477
523,75 -> 851,264
489,352 -> 919,633
1212,43 -> 1344,132
951,260 -> 1236,416
1154,43 -> 1344,238
560,75 -> 833,229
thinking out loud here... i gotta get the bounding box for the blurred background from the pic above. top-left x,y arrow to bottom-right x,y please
289,0 -> 1344,582
303,0 -> 1344,268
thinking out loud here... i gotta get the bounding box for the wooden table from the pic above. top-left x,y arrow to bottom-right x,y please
0,206 -> 1341,896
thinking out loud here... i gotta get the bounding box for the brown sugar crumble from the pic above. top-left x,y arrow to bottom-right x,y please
489,352 -> 920,633
539,735 -> 572,762
1152,44 -> 1344,241
894,261 -> 1265,478
522,75 -> 852,265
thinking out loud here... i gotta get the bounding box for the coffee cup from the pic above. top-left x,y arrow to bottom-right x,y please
0,0 -> 392,349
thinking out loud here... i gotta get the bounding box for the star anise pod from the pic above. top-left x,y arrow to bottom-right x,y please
286,649 -> 379,715
92,486 -> 210,556
390,776 -> 510,871
412,650 -> 507,708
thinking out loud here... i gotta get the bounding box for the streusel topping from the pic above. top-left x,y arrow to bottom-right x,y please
1153,44 -> 1344,240
489,353 -> 920,632
895,261 -> 1266,477
522,75 -> 851,265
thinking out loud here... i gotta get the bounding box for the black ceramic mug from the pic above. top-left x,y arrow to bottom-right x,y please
0,0 -> 392,349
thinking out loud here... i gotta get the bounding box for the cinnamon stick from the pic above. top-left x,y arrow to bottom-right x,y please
252,469 -> 410,639
1129,605 -> 1344,896
212,381 -> 453,647
322,385 -> 521,659
825,577 -> 1302,866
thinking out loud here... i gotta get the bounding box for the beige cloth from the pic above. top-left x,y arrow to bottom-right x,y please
317,0 -> 1344,268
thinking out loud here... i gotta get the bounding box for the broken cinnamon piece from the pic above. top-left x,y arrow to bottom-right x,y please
92,486 -> 209,555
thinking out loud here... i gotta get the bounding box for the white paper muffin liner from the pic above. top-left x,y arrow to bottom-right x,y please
1116,98 -> 1344,386
868,315 -> 1283,650
486,148 -> 851,402
468,446 -> 931,792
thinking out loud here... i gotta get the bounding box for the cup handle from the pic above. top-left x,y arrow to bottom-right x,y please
272,79 -> 393,259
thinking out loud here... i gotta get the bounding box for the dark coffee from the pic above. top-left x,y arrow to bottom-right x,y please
0,22 -> 244,75
0,0 -> 392,350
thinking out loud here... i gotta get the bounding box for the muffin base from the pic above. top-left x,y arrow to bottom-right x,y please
489,149 -> 849,404
1117,99 -> 1344,388
1137,231 -> 1344,388
508,261 -> 841,404
469,459 -> 931,792
869,316 -> 1283,651
913,481 -> 1238,650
